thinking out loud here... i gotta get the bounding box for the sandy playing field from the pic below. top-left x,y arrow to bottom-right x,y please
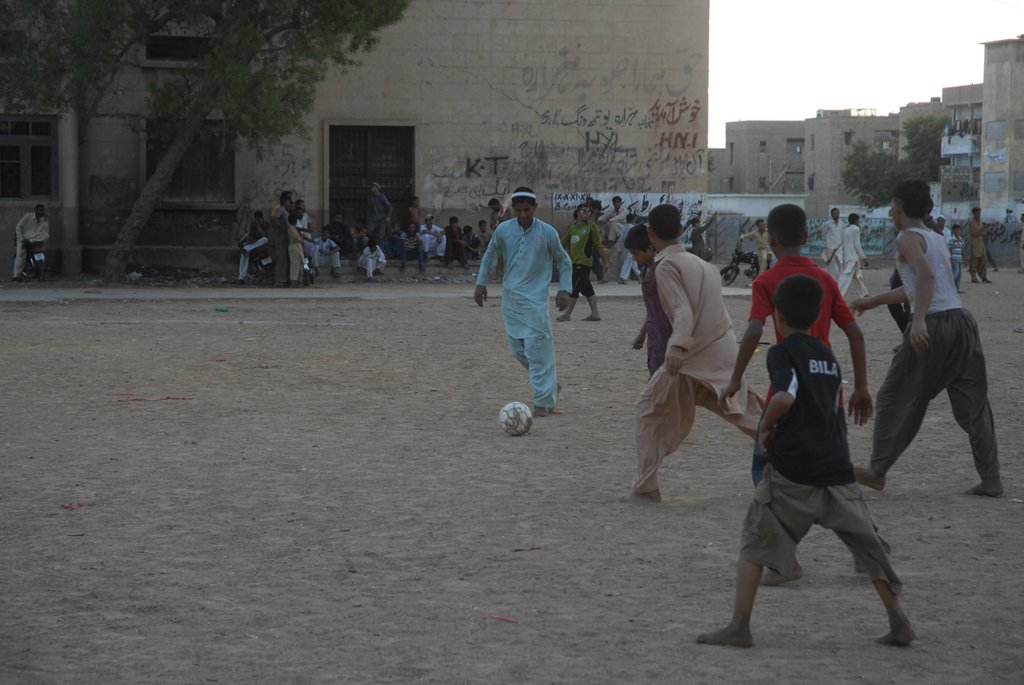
1,265 -> 1022,684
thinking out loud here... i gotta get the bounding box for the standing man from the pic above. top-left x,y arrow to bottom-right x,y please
820,207 -> 844,280
850,180 -> 1001,498
837,213 -> 869,298
12,204 -> 48,281
737,218 -> 771,274
367,182 -> 392,243
271,192 -> 294,287
599,195 -> 629,280
966,207 -> 990,283
474,187 -> 572,417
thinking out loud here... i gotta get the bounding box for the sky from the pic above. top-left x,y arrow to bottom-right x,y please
707,0 -> 1024,148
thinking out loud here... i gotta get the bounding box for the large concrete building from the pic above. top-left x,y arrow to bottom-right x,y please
711,121 -> 805,196
980,36 -> 1024,219
1,0 -> 711,276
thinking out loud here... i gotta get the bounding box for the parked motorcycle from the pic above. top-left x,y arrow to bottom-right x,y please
20,240 -> 46,281
720,248 -> 761,286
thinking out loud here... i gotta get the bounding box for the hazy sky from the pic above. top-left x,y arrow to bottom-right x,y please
707,0 -> 1024,147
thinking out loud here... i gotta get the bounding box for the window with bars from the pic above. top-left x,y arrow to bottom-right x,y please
0,117 -> 57,199
146,121 -> 234,203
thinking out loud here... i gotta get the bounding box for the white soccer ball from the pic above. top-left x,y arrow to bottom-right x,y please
498,401 -> 533,436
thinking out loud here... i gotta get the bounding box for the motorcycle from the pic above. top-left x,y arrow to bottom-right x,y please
19,240 -> 46,281
720,248 -> 761,286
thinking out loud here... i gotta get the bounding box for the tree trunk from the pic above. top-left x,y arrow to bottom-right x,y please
102,106 -> 212,282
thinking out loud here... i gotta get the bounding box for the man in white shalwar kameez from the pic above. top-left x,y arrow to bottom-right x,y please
821,207 -> 844,280
837,213 -> 870,299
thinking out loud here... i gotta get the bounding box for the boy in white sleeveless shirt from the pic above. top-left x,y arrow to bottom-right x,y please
848,180 -> 1002,498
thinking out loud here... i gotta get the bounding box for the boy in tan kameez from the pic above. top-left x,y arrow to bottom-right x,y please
631,205 -> 764,501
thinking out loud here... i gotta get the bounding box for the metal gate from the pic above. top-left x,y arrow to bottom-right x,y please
328,126 -> 414,226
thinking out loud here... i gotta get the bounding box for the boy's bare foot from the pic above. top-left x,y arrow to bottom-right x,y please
556,314 -> 570,322
533,406 -> 548,417
876,619 -> 916,647
583,315 -> 601,321
966,480 -> 1004,497
854,467 -> 886,491
626,489 -> 662,503
761,564 -> 803,586
697,626 -> 753,648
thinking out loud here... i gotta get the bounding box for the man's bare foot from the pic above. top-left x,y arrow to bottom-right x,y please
556,314 -> 570,322
854,467 -> 886,491
626,489 -> 662,503
966,480 -> 1004,497
697,626 -> 753,648
876,620 -> 916,647
583,315 -> 601,321
761,564 -> 803,586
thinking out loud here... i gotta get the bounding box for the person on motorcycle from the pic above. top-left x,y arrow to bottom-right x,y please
238,211 -> 271,283
737,218 -> 772,274
13,204 -> 49,282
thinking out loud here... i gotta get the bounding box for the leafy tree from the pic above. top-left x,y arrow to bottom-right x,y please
1,0 -> 410,281
901,114 -> 946,181
841,114 -> 947,208
841,141 -> 900,208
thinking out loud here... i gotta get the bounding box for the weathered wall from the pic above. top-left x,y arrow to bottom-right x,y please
62,0 -> 709,272
281,0 -> 710,224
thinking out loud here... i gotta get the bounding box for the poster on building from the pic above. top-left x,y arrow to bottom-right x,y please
552,192 -> 706,222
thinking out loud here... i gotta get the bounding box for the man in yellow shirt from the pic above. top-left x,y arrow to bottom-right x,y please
738,218 -> 772,273
966,207 -> 990,283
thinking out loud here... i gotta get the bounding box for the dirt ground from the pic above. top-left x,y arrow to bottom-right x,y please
1,264 -> 1023,684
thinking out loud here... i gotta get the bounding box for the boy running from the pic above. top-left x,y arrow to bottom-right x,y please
721,204 -> 873,486
623,224 -> 668,377
631,205 -> 763,501
698,275 -> 914,649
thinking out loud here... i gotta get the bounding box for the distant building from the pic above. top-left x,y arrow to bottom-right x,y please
980,36 -> 1024,218
939,84 -> 983,220
712,121 -> 805,195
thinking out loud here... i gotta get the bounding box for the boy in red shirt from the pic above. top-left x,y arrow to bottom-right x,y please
721,204 -> 874,583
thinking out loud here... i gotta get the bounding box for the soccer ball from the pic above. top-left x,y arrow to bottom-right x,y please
498,401 -> 533,436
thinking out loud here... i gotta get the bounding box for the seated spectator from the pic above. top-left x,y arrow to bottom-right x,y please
407,196 -> 422,227
349,223 -> 369,262
384,221 -> 404,258
238,210 -> 271,283
477,219 -> 490,254
463,224 -> 481,260
324,214 -> 353,258
444,216 -> 468,268
400,222 -> 424,273
420,214 -> 442,259
313,227 -> 342,278
358,237 -> 387,280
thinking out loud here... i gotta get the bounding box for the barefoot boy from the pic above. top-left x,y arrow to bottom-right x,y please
623,224 -> 668,377
698,275 -> 914,649
632,205 -> 763,501
850,180 -> 1002,497
722,203 -> 873,486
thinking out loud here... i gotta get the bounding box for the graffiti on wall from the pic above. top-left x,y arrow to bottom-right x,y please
247,143 -> 314,207
423,45 -> 706,210
552,192 -> 704,220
